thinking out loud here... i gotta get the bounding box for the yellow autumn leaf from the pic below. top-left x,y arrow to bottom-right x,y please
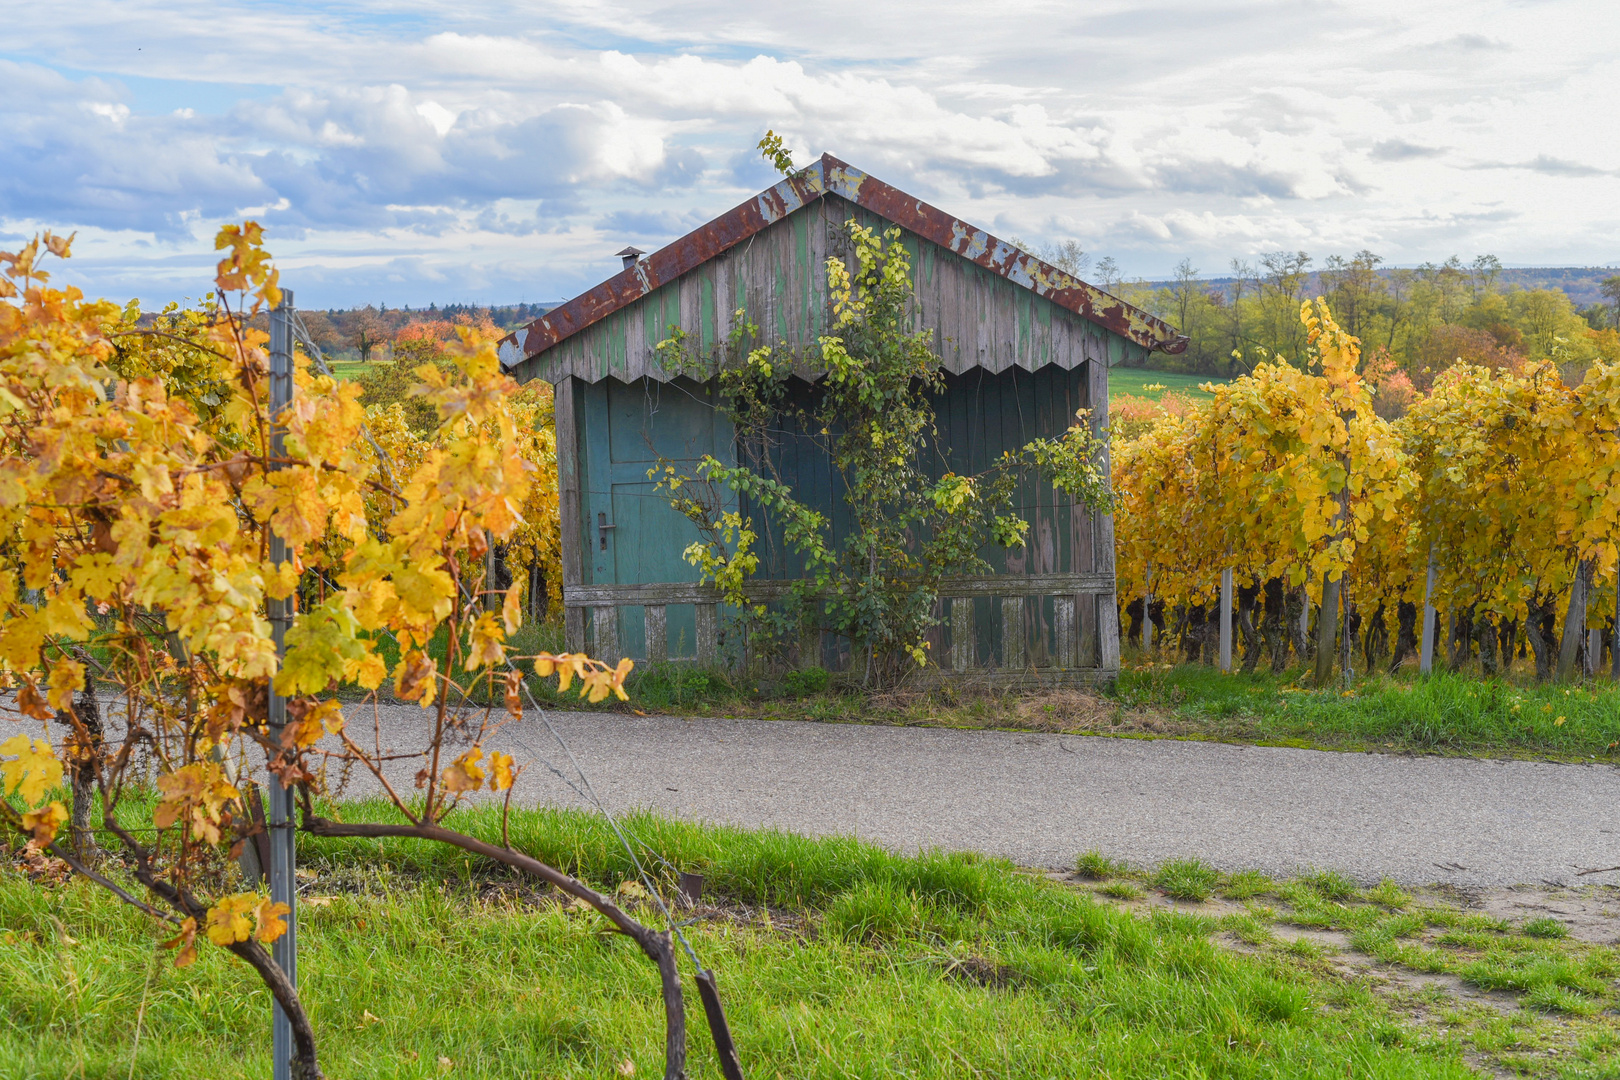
502,579 -> 523,637
343,649 -> 389,690
441,746 -> 485,793
0,734 -> 64,807
254,897 -> 292,943
46,658 -> 84,711
465,612 -> 506,670
154,762 -> 240,845
489,751 -> 516,792
394,651 -> 438,707
206,893 -> 258,945
503,670 -> 523,720
21,801 -> 67,845
162,917 -> 199,968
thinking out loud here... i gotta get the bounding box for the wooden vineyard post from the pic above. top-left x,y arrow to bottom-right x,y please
1419,549 -> 1438,675
1143,565 -> 1154,652
484,546 -> 497,612
1218,567 -> 1233,672
1313,572 -> 1340,686
1558,558 -> 1594,682
1298,584 -> 1310,659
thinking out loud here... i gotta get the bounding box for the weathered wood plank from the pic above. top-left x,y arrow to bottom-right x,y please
555,376 -> 587,652
1098,593 -> 1121,671
592,605 -> 621,664
696,603 -> 719,666
798,618 -> 821,670
524,200 -> 1141,387
645,605 -> 668,664
1077,603 -> 1098,668
951,596 -> 974,671
1001,596 -> 1025,669
1053,595 -> 1076,669
1088,354 -> 1120,672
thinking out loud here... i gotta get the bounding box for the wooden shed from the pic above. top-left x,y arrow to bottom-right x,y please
498,153 -> 1186,683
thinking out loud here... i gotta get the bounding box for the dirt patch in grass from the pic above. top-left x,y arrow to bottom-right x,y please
1065,863 -> 1620,1078
940,954 -> 1024,989
1477,885 -> 1620,944
861,686 -> 1181,736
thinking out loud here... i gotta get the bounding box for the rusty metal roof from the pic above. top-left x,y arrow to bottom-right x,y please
498,153 -> 1186,369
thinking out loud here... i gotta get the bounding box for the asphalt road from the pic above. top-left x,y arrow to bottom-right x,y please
332,705 -> 1620,888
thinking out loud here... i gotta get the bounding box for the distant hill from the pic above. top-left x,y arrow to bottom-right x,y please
358,302 -> 557,331
1137,267 -> 1617,308
1493,268 -> 1616,306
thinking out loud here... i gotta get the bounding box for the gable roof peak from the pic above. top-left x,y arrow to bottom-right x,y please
499,152 -> 1185,369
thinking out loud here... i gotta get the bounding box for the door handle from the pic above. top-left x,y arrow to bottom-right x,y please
597,511 -> 616,551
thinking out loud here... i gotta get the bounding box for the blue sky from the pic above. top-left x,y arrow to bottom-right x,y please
2,0 -> 1617,309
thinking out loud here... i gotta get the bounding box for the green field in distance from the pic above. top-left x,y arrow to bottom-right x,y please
1109,367 -> 1228,400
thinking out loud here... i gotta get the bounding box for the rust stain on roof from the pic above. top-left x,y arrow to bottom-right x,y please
499,153 -> 1186,369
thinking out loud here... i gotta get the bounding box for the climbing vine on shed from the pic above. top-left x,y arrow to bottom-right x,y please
655,215 -> 1113,684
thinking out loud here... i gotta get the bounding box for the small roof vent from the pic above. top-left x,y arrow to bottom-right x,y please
616,246 -> 645,270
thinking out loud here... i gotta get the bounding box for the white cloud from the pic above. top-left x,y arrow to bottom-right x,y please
0,0 -> 1616,308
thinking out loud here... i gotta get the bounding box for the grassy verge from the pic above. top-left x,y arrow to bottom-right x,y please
1105,661 -> 1620,759
559,657 -> 1620,762
342,611 -> 1620,760
2,804 -> 1496,1079
1073,853 -> 1620,1077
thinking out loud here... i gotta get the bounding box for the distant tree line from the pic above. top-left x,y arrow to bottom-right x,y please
1013,239 -> 1620,395
287,302 -> 553,363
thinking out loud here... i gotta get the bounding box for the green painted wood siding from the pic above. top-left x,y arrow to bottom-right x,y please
540,192 -> 1135,667
511,195 -> 1151,388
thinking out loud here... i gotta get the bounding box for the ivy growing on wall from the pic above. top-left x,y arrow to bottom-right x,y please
655,204 -> 1112,685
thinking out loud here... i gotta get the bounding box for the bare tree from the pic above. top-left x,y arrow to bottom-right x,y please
1095,256 -> 1121,294
347,305 -> 389,363
1602,274 -> 1620,330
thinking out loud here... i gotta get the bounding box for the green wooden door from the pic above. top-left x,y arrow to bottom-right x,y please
585,377 -> 733,659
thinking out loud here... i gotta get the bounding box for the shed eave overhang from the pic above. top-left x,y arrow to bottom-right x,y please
497,153 -> 1187,372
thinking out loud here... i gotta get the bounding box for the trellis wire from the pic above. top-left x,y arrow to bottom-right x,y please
289,312 -> 707,971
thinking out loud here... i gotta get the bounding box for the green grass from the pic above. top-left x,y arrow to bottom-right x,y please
1153,858 -> 1221,901
1297,869 -> 1360,902
1109,367 -> 1228,401
1248,884 -> 1619,1022
1110,662 -> 1620,759
1075,849 -> 1130,880
1065,859 -> 1620,1071
1524,916 -> 1571,939
551,649 -> 1620,764
2,804 -> 1485,1079
1099,880 -> 1145,901
1219,869 -> 1274,901
325,360 -> 374,381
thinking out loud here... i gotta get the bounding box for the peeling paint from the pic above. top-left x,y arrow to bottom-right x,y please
501,153 -> 1188,368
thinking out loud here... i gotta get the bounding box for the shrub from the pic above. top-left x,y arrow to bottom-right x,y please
783,666 -> 830,697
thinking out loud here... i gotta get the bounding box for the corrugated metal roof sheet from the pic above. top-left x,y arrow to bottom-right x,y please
498,153 -> 1187,371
